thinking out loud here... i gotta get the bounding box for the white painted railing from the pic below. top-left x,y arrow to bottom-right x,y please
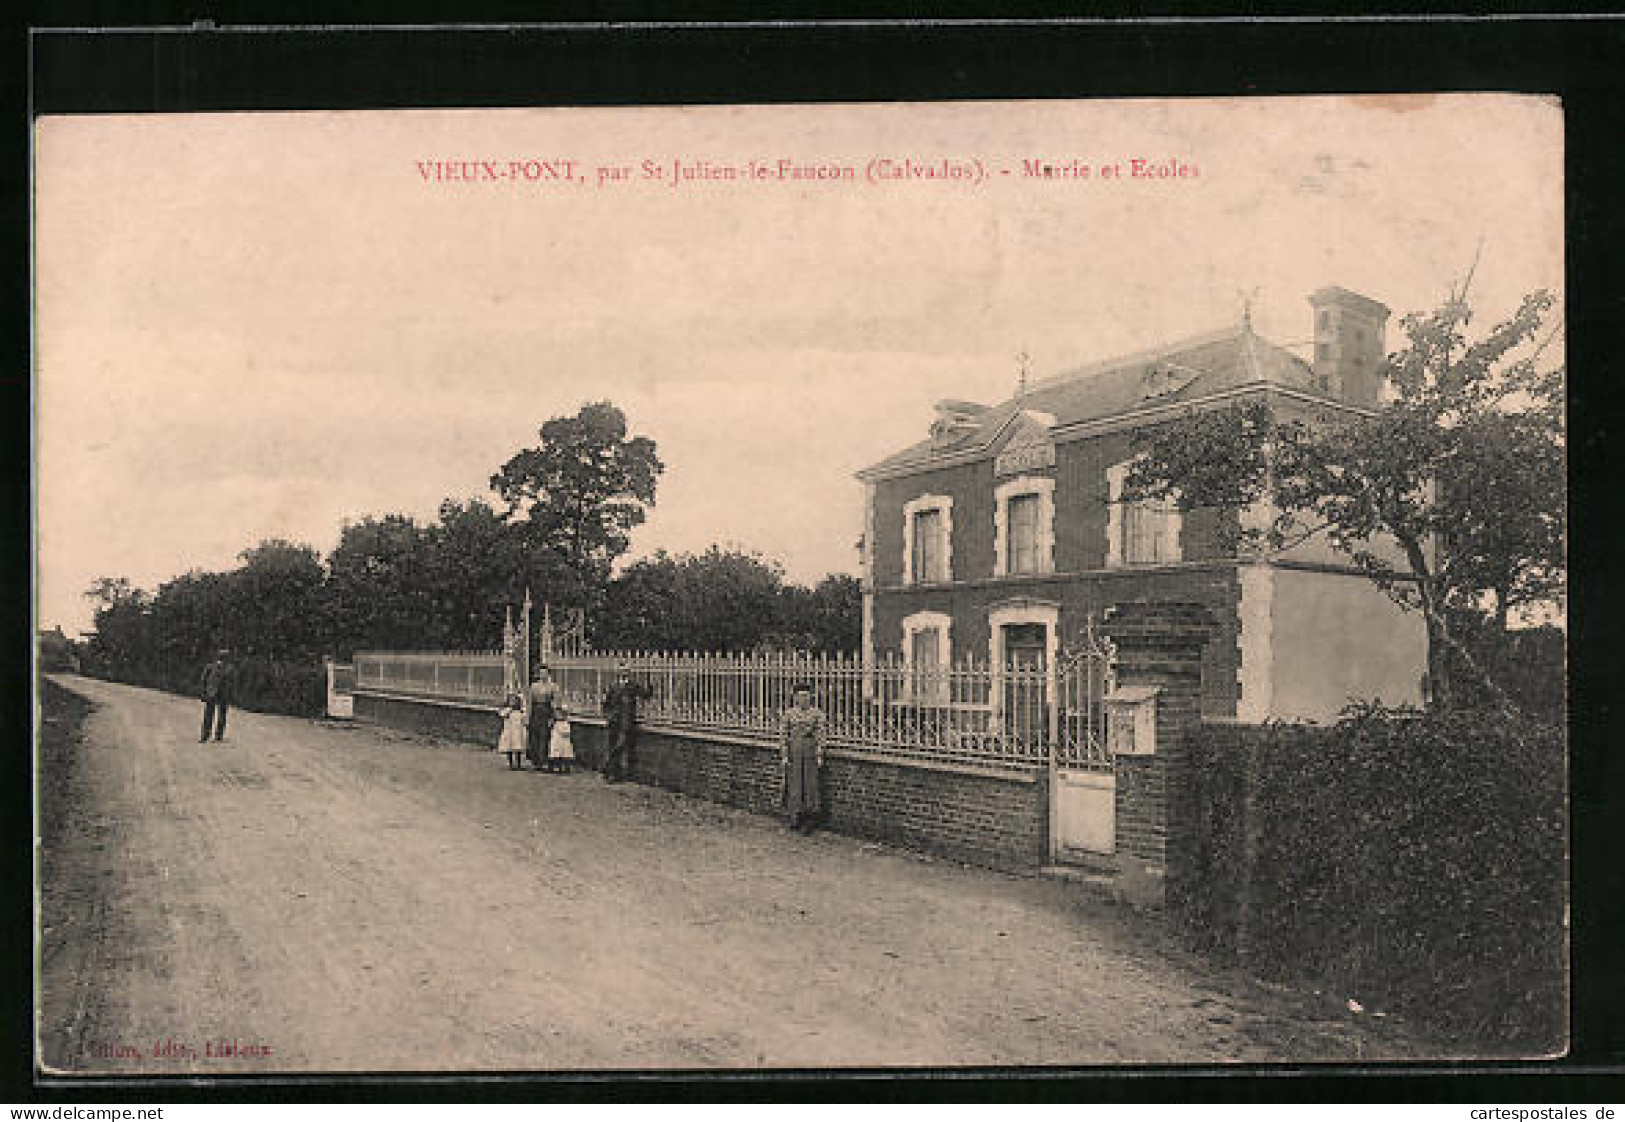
353,650 -> 513,707
548,646 -> 1112,771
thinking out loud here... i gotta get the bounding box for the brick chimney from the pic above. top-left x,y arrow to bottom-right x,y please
1308,286 -> 1391,409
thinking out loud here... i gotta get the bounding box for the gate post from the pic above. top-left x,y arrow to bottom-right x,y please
1101,601 -> 1213,908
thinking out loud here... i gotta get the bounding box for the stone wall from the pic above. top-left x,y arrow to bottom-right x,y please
570,722 -> 1046,874
352,691 -> 502,745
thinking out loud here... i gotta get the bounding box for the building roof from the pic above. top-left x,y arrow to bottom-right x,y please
859,321 -> 1324,480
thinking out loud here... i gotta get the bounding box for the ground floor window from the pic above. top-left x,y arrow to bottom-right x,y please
986,602 -> 1059,725
901,610 -> 952,705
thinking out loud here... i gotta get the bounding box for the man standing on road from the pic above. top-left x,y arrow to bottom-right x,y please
599,662 -> 651,784
199,648 -> 236,743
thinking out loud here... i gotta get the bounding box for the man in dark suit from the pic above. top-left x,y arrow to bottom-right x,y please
199,649 -> 237,743
599,663 -> 651,783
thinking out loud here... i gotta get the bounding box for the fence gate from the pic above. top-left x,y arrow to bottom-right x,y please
1049,620 -> 1116,863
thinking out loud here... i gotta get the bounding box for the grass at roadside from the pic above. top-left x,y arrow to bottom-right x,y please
37,676 -> 101,1071
39,676 -> 96,860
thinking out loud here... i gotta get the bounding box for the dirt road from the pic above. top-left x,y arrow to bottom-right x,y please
38,675 -> 1431,1073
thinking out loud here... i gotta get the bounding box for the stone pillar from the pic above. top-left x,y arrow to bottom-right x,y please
1102,601 -> 1214,908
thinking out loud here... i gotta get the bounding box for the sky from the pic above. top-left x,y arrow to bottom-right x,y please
35,95 -> 1563,637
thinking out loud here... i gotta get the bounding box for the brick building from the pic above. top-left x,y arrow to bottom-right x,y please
856,286 -> 1426,723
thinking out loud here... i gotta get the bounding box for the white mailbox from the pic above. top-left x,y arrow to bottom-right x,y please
1106,685 -> 1160,756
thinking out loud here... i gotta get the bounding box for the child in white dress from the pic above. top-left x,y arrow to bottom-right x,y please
496,692 -> 527,770
547,705 -> 576,773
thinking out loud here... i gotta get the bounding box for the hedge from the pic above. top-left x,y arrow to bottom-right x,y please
83,656 -> 326,719
1176,706 -> 1566,1053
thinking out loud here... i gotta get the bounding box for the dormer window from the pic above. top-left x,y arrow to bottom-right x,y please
902,494 -> 953,585
1140,363 -> 1197,401
930,399 -> 987,444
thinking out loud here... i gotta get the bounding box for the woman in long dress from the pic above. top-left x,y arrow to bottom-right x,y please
496,691 -> 527,770
780,683 -> 826,832
527,666 -> 558,772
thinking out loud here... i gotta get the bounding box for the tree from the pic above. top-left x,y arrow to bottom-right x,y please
596,548 -> 863,655
82,576 -> 152,680
1127,287 -> 1563,709
148,569 -> 236,683
775,574 -> 863,654
424,498 -> 530,651
594,551 -> 681,650
232,539 -> 328,661
597,546 -> 787,652
489,401 -> 663,611
324,514 -> 440,655
85,576 -> 138,609
1437,406 -> 1565,635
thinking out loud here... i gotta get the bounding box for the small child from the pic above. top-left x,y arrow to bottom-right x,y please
547,705 -> 576,774
497,693 -> 527,770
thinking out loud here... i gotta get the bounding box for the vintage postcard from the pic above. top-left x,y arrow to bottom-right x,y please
34,94 -> 1566,1074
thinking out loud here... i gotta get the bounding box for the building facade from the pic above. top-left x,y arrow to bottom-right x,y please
856,286 -> 1427,723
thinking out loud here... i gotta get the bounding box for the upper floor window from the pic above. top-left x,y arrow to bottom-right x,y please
902,494 -> 953,585
913,508 -> 945,582
1107,459 -> 1182,567
993,476 -> 1056,578
1007,493 -> 1042,575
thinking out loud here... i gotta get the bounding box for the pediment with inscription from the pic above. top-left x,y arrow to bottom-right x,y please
993,414 -> 1057,477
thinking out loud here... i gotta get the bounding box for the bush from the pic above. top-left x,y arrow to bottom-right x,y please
226,657 -> 326,718
1177,706 -> 1566,1053
1448,623 -> 1566,721
87,656 -> 325,719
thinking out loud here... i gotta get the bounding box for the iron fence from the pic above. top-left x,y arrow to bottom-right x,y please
549,644 -> 1113,771
353,650 -> 514,707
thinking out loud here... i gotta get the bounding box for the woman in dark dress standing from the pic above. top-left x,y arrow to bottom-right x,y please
527,665 -> 558,773
780,683 -> 826,832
